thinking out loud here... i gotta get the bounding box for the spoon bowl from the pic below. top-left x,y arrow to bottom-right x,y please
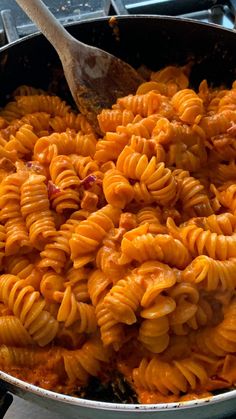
15,0 -> 143,131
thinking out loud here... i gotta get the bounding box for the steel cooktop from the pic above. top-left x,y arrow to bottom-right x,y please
0,0 -> 235,45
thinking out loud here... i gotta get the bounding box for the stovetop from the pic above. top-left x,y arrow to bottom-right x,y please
0,0 -> 236,417
0,0 -> 235,45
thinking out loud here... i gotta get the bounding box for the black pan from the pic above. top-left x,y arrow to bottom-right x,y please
0,15 -> 236,100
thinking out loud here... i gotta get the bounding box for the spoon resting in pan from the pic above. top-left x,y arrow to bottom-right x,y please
15,0 -> 143,132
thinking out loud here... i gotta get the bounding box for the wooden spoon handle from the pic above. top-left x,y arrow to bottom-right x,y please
15,0 -> 75,57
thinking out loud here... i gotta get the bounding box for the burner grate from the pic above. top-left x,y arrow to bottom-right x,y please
111,0 -> 236,29
0,0 -> 235,46
0,0 -> 111,44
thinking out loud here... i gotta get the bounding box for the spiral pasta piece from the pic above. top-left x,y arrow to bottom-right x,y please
49,113 -> 93,133
103,169 -> 134,209
0,172 -> 31,255
63,337 -> 111,385
96,238 -> 128,283
119,224 -> 190,269
173,169 -> 213,217
130,135 -> 156,158
13,85 -> 46,97
216,184 -> 236,213
0,101 -> 23,122
65,267 -> 89,303
69,154 -> 99,179
0,345 -> 57,367
20,112 -> 50,134
5,255 -> 34,279
218,90 -> 236,112
133,355 -> 210,395
0,274 -> 58,346
118,114 -> 160,138
182,255 -> 236,291
117,146 -> 177,206
40,271 -> 64,301
151,65 -> 189,91
70,205 -> 121,268
88,269 -> 124,349
136,206 -> 167,234
34,130 -> 97,163
0,316 -> 33,346
5,254 -> 41,290
94,131 -> 129,163
0,224 -> 6,268
187,213 -> 236,235
135,263 -> 177,352
199,110 -> 236,137
16,95 -> 71,116
193,299 -> 236,357
4,124 -> 39,158
167,282 -> 214,335
20,174 -> 56,249
152,117 -> 201,145
116,91 -> 163,117
103,272 -> 146,325
49,155 -> 80,213
139,296 -> 176,353
167,217 -> 236,260
55,286 -> 97,332
210,160 -> 236,186
39,212 -> 86,272
171,89 -> 204,124
166,139 -> 207,172
98,109 -> 135,133
146,160 -> 176,202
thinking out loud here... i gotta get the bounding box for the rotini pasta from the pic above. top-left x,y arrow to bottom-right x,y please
181,255 -> 236,291
69,205 -> 121,268
0,69 -> 236,404
171,88 -> 204,124
0,274 -> 58,346
0,172 -> 31,255
88,269 -> 124,349
20,173 -> 56,249
49,155 -> 80,213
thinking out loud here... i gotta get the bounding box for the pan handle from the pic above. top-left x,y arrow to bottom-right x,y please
228,0 -> 236,28
0,384 -> 13,419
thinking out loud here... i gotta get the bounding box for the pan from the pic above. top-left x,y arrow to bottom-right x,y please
0,15 -> 236,419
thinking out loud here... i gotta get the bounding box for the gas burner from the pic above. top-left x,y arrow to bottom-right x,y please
0,0 -> 111,44
111,0 -> 236,29
0,0 -> 235,47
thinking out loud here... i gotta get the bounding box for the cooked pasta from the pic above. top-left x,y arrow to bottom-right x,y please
0,316 -> 33,346
88,269 -> 125,349
49,155 -> 80,213
0,66 -> 236,404
0,274 -> 58,346
63,337 -> 111,386
181,255 -> 236,291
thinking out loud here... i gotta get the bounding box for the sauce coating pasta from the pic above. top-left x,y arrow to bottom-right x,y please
0,65 -> 236,403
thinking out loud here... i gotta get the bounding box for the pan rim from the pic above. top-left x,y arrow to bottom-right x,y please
1,368 -> 236,411
0,13 -> 236,53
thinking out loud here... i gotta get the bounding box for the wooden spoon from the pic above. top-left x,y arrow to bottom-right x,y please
15,0 -> 143,130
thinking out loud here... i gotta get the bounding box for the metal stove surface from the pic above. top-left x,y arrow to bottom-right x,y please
0,0 -> 110,43
0,0 -> 235,45
111,0 -> 236,29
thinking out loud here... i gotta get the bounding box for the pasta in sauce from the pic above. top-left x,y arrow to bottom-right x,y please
0,65 -> 236,403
